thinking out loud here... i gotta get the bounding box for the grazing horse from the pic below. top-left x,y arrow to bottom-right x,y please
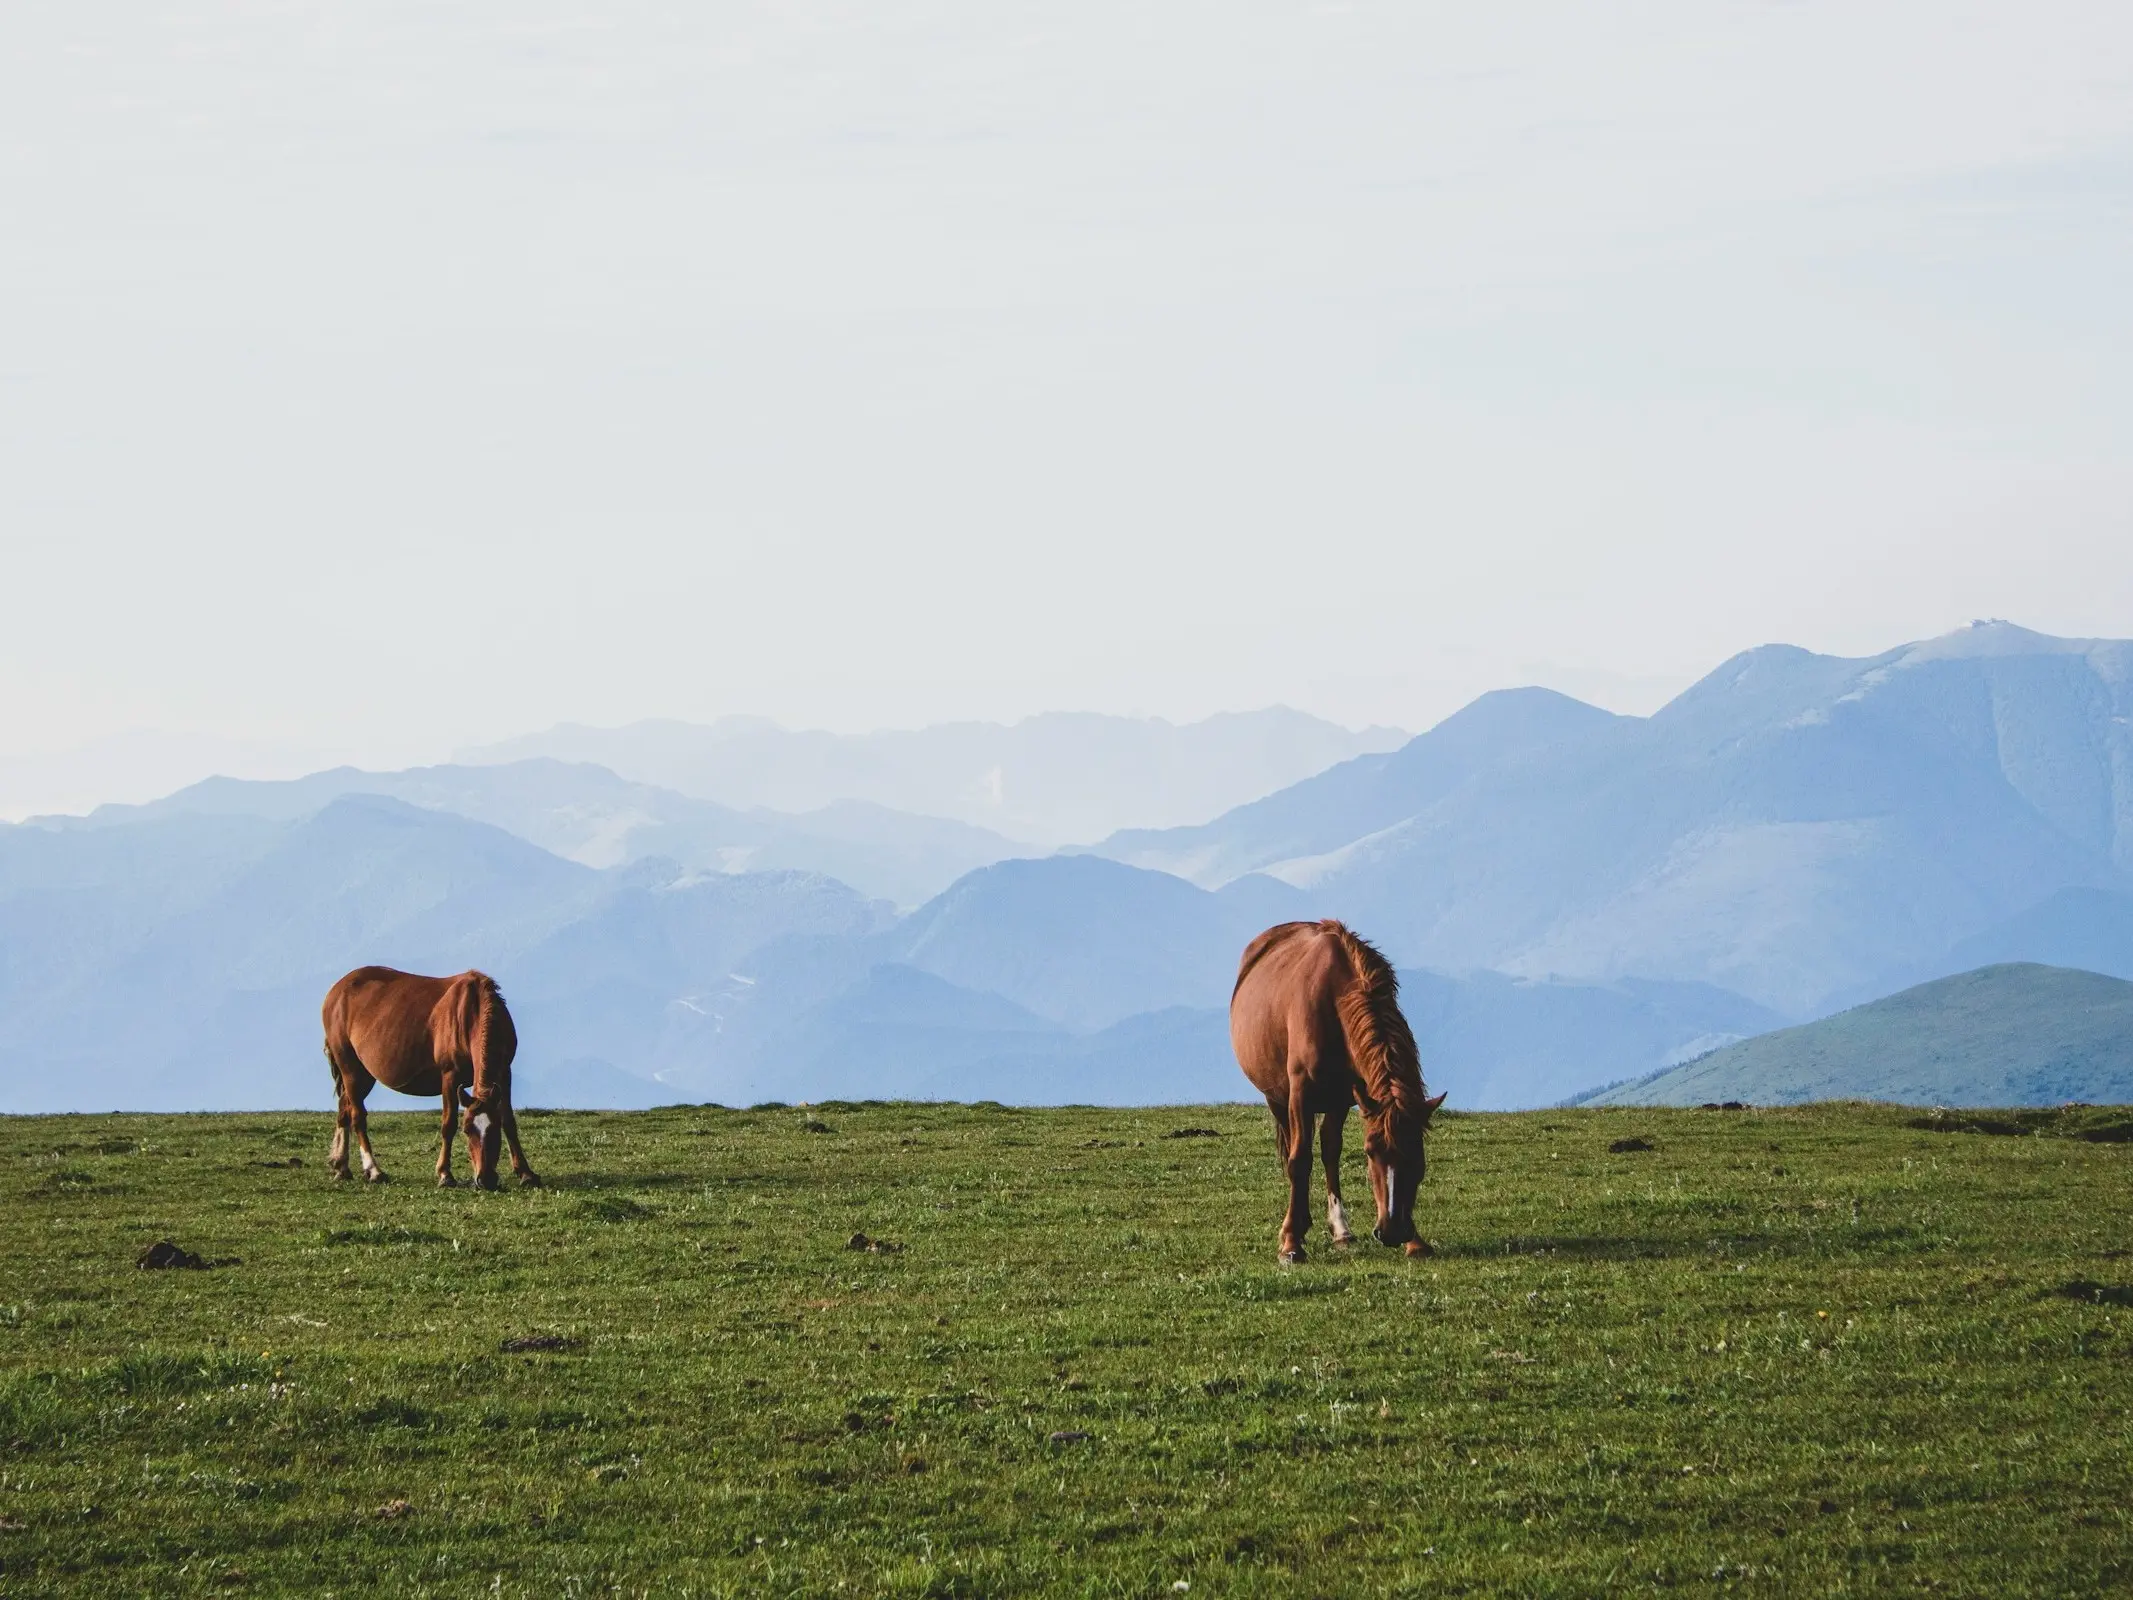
1231,921 -> 1445,1263
320,966 -> 539,1190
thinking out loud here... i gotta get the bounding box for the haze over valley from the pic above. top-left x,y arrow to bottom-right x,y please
5,623 -> 2130,1115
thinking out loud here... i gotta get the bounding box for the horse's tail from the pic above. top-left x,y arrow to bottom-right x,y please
452,972 -> 516,1115
320,975 -> 354,1099
1322,920 -> 1424,1117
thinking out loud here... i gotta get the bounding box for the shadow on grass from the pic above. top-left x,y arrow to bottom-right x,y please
534,1172 -> 705,1192
319,1224 -> 449,1248
1906,1106 -> 2133,1143
1211,1270 -> 1353,1302
1434,1227 -> 1948,1262
1436,1234 -> 1701,1262
572,1195 -> 657,1224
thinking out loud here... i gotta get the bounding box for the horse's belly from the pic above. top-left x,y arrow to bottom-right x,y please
1302,1080 -> 1358,1114
350,1025 -> 446,1098
376,1064 -> 445,1098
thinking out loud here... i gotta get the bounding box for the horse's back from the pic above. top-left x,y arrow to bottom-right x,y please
323,966 -> 463,1093
1230,922 -> 1351,1100
324,965 -> 450,1028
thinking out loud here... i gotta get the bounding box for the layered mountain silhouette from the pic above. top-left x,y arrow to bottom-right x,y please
1821,885 -> 2133,1009
58,759 -> 1028,909
1089,623 -> 2133,1015
5,623 -> 2131,1114
461,708 -> 1407,848
0,800 -> 1772,1113
0,796 -> 886,1112
1585,964 -> 2133,1107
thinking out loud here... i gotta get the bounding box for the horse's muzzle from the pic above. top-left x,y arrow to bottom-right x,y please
1372,1218 -> 1413,1247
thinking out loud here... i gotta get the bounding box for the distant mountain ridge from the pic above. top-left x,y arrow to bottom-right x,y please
460,708 -> 1407,848
0,795 -> 890,1112
1090,623 -> 2133,1015
55,759 -> 1029,909
0,797 -> 1774,1113
1818,886 -> 2133,1009
1584,964 -> 2133,1107
8,621 -> 2133,1114
1088,687 -> 1618,886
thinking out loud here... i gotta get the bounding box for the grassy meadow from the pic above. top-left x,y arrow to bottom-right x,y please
0,1099 -> 2128,1596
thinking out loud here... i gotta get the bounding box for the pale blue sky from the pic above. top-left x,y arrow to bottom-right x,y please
4,2 -> 2131,796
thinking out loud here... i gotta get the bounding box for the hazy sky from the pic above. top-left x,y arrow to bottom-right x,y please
5,2 -> 2132,782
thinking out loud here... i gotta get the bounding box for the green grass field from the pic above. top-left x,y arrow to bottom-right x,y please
1,1100 -> 2128,1597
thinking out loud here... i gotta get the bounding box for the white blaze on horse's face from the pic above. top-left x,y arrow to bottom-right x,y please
465,1107 -> 501,1187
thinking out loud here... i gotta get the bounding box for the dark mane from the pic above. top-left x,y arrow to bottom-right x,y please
1322,920 -> 1425,1118
453,971 -> 514,1114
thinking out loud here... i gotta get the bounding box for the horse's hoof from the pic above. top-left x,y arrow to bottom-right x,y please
436,1173 -> 456,1188
1279,1248 -> 1307,1266
1330,1233 -> 1356,1248
518,1172 -> 542,1189
476,1175 -> 500,1192
364,1169 -> 389,1185
1404,1239 -> 1433,1259
330,1168 -> 351,1182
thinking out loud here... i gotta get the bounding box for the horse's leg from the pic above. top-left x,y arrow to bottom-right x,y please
1265,1095 -> 1296,1260
326,1045 -> 353,1180
1320,1106 -> 1356,1245
1279,1086 -> 1315,1265
435,1070 -> 461,1188
499,1103 -> 540,1186
1266,1094 -> 1292,1168
347,1069 -> 386,1183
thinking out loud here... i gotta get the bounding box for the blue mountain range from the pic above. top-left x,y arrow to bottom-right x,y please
3,623 -> 2129,1113
1090,621 -> 2133,1015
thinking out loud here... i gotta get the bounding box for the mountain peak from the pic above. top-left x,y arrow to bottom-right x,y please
1658,624 -> 2125,730
1894,619 -> 2102,666
1437,684 -> 1616,728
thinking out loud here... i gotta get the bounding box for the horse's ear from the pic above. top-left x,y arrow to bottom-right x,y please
1423,1091 -> 1448,1119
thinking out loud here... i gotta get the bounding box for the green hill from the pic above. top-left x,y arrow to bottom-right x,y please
1587,963 -> 2133,1107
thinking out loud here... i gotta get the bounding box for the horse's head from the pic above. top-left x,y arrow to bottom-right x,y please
462,1090 -> 503,1191
1366,1089 -> 1447,1252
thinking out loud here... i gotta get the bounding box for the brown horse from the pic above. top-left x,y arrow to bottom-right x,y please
1231,920 -> 1445,1263
320,966 -> 539,1190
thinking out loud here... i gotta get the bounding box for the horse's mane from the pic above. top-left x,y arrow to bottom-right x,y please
452,971 -> 514,1114
1322,920 -> 1425,1119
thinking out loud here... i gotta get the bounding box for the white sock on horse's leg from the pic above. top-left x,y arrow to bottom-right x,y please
1327,1194 -> 1352,1240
